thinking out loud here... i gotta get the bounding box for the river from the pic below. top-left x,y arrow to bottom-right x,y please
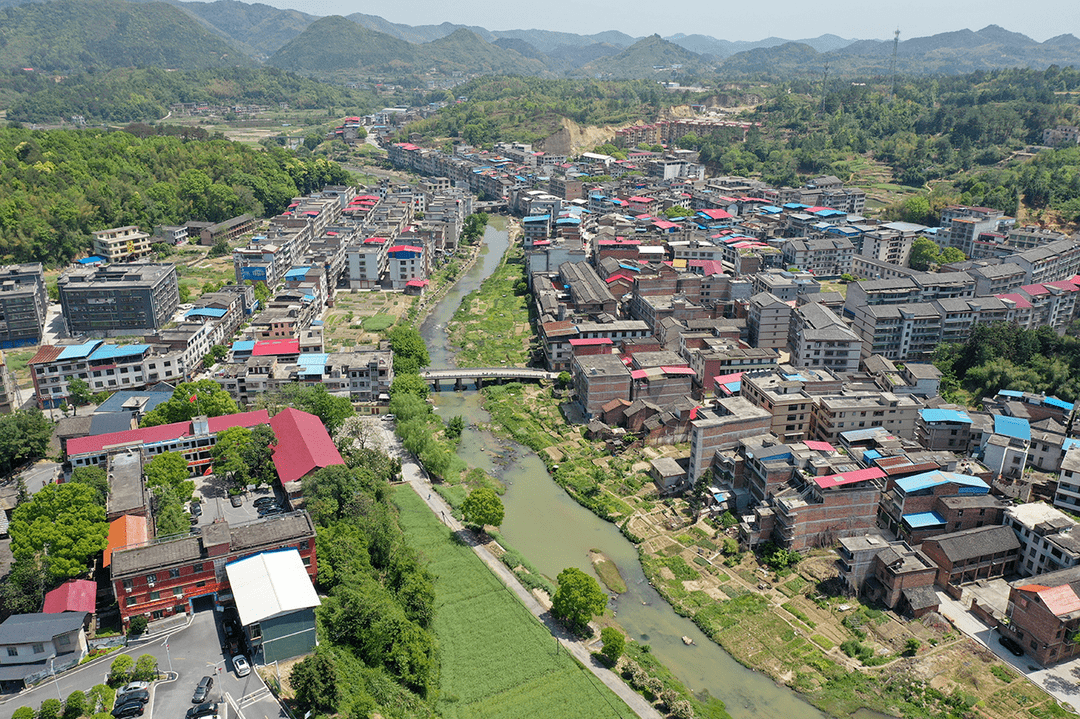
419,224 -> 825,719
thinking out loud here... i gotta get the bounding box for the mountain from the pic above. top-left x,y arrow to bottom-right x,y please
719,42 -> 820,76
490,28 -> 636,53
164,0 -> 318,58
267,15 -> 418,74
543,43 -> 623,73
0,0 -> 253,72
347,13 -> 493,45
421,29 -> 548,75
575,35 -> 711,79
665,32 -> 855,58
268,18 -> 546,78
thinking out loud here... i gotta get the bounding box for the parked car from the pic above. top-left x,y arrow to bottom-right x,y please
252,497 -> 277,509
114,690 -> 149,705
111,702 -> 144,718
229,494 -> 243,507
192,676 -> 214,703
999,635 -> 1025,656
190,502 -> 203,522
119,682 -> 150,694
382,414 -> 395,421
186,703 -> 216,719
232,655 -> 251,677
258,505 -> 286,517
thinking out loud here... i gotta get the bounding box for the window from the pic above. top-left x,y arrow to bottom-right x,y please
150,591 -> 161,601
58,635 -> 70,647
147,573 -> 156,585
32,643 -> 44,654
193,563 -> 204,573
173,588 -> 184,597
6,648 -> 17,657
123,579 -> 133,591
169,568 -> 180,579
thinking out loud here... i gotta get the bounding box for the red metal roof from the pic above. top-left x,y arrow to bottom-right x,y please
605,274 -> 633,284
388,245 -> 423,253
103,514 -> 148,568
997,293 -> 1033,308
405,279 -> 430,287
698,209 -> 733,220
67,411 -> 270,458
630,369 -> 648,380
1038,585 -> 1080,617
42,579 -> 96,614
813,466 -> 886,490
804,440 -> 835,452
1020,284 -> 1050,296
712,372 -> 744,385
28,345 -> 62,365
660,366 -> 696,375
269,407 -> 345,484
569,338 -> 613,346
207,410 -> 271,433
253,339 -> 300,356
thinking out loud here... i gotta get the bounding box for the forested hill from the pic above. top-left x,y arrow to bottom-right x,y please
0,127 -> 348,266
0,0 -> 253,72
6,67 -> 378,124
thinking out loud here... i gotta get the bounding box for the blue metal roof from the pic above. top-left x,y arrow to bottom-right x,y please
285,267 -> 311,281
96,390 -> 173,415
920,408 -> 972,424
1045,396 -> 1074,412
903,511 -> 947,529
297,353 -> 328,366
863,449 -> 883,461
88,344 -> 149,361
57,340 -> 103,360
185,307 -> 227,319
759,205 -> 782,214
997,389 -> 1024,398
77,256 -> 106,264
994,415 -> 1031,441
895,471 -> 989,495
232,340 -> 255,352
523,215 -> 550,222
1065,438 -> 1080,452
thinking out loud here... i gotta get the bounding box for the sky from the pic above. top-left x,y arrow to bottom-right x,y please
247,0 -> 1075,43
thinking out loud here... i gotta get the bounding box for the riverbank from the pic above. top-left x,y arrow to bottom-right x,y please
448,237 -> 1073,718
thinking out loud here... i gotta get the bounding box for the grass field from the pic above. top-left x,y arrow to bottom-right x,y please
392,487 -> 637,719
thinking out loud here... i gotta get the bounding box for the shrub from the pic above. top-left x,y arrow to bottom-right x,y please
133,655 -> 158,681
38,699 -> 62,719
63,691 -> 87,719
107,655 -> 133,687
127,616 -> 147,637
13,708 -> 34,719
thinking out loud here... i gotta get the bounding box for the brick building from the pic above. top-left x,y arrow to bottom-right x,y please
920,525 -> 1020,595
1002,567 -> 1080,664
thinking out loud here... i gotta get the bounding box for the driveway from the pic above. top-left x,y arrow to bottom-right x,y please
0,610 -> 285,719
936,589 -> 1080,710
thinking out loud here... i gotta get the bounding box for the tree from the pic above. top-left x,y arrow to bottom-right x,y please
38,699 -> 62,719
461,487 -> 504,529
107,655 -> 133,687
552,567 -> 607,632
445,415 -> 465,440
67,378 -> 94,407
210,426 -> 252,492
663,205 -> 691,219
140,380 -> 238,427
152,486 -> 190,538
144,452 -> 193,499
940,246 -> 966,264
0,555 -> 46,616
290,650 -> 340,714
390,373 -> 430,400
13,708 -> 34,719
63,691 -> 87,719
71,466 -> 109,506
10,483 -> 107,582
0,409 -> 53,475
243,425 -> 278,487
201,344 -> 228,367
908,236 -> 942,271
127,617 -> 147,637
133,655 -> 158,681
388,325 -> 429,373
557,371 -> 572,389
904,637 -> 921,656
86,685 -> 114,714
600,626 -> 625,666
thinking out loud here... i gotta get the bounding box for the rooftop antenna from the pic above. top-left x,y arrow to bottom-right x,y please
890,28 -> 900,98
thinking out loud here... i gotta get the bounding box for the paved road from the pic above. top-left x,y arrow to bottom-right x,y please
376,422 -> 663,719
0,612 -> 282,719
936,589 -> 1080,710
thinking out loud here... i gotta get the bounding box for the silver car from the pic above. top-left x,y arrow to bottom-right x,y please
232,655 -> 251,678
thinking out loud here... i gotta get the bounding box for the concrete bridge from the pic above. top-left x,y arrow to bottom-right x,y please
420,367 -> 559,390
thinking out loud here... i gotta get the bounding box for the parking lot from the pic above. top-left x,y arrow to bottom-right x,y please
190,476 -> 284,529
0,609 -> 285,719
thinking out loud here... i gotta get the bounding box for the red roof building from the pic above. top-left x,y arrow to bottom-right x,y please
104,515 -> 149,568
270,408 -> 345,495
42,579 -> 96,614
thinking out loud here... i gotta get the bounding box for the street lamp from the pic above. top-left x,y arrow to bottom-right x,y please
50,656 -> 62,701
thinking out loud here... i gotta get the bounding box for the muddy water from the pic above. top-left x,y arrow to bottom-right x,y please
420,225 -> 825,719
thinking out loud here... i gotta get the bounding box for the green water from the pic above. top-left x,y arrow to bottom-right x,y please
419,226 -> 825,719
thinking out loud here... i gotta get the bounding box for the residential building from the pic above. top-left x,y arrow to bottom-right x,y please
1001,567 -> 1080,664
1056,447 -> 1080,515
915,408 -> 973,452
920,526 -> 1020,595
58,264 -> 179,335
781,238 -> 854,276
91,226 -> 152,262
199,215 -> 255,246
771,467 -> 885,550
1006,503 -> 1080,577
109,512 -> 317,630
269,408 -> 345,501
877,470 -> 991,540
226,549 -> 320,663
687,398 -> 772,482
809,391 -> 922,444
572,353 -> 632,420
0,263 -> 48,347
788,303 -> 861,376
747,292 -> 791,349
0,613 -> 89,691
740,366 -> 842,442
863,542 -> 939,615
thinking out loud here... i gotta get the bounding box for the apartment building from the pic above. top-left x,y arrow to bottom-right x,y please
0,263 -> 48,347
915,408 -> 973,452
1001,566 -> 1080,664
348,237 -> 389,289
747,292 -> 791,349
771,467 -> 885,551
1055,447 -> 1080,515
91,226 -> 152,262
59,264 -> 179,335
809,391 -> 922,443
788,303 -> 861,376
780,238 -> 855,276
969,262 -> 1027,296
1008,239 -> 1080,286
572,353 -> 633,420
686,398 -> 771,482
859,230 -> 915,267
920,525 -> 1020,592
1006,503 -> 1080,578
876,470 -> 991,540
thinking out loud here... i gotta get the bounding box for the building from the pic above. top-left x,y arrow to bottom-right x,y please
747,292 -> 791,349
0,263 -> 48,347
42,580 -> 96,616
572,353 -> 632,421
740,366 -> 842,442
877,470 -> 991,540
920,525 -> 1020,595
0,613 -> 89,691
386,244 -> 430,290
809,391 -> 922,444
269,408 -> 345,501
91,226 -> 152,262
226,549 -> 320,663
788,303 -> 861,376
1006,503 -> 1080,577
771,467 -> 885,551
781,238 -> 854,276
915,408 -> 973,452
863,542 -> 939,615
687,398 -> 772,482
109,512 -> 317,630
59,264 -> 180,335
199,215 -> 255,246
1002,567 -> 1080,664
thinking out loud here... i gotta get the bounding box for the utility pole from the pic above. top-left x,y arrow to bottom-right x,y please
890,28 -> 901,99
820,63 -> 830,116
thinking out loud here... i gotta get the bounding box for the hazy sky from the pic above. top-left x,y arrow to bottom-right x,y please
250,0 -> 1075,42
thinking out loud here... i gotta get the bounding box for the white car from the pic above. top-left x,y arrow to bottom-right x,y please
119,682 -> 150,695
232,655 -> 251,678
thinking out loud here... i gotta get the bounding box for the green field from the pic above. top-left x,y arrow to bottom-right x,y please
392,488 -> 636,719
